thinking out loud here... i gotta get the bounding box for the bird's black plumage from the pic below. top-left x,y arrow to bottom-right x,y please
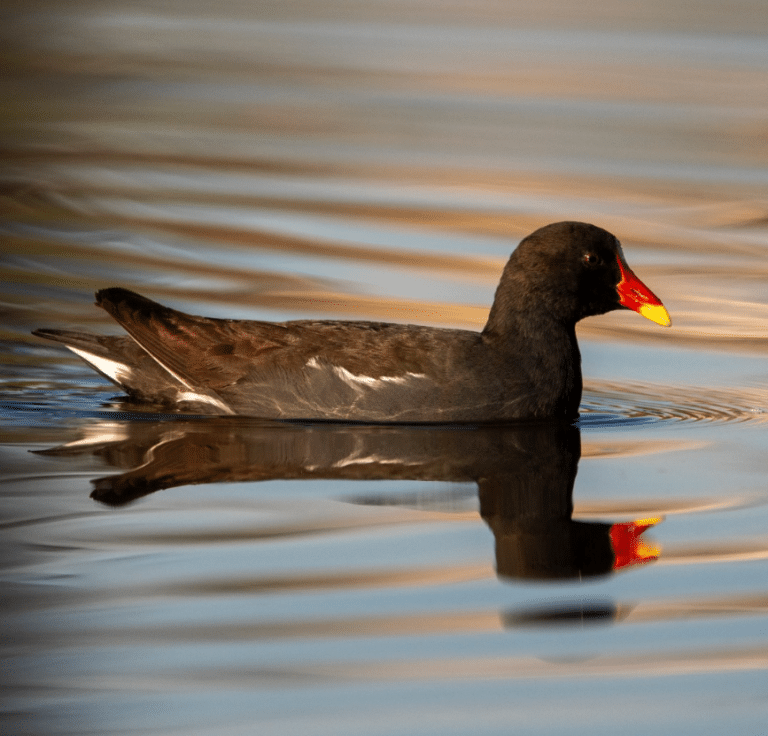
33,221 -> 670,421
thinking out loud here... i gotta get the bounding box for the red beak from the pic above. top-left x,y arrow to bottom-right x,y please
610,517 -> 662,570
616,251 -> 671,327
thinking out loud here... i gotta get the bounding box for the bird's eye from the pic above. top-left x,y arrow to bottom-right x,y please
583,253 -> 599,266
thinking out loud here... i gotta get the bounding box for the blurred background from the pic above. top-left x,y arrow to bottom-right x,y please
2,2 -> 768,735
2,0 -> 768,347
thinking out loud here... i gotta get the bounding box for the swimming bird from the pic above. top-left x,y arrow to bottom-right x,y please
33,221 -> 670,422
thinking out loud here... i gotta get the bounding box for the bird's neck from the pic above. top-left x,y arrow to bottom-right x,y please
484,310 -> 582,420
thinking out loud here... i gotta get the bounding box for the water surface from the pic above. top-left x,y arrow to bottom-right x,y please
2,1 -> 768,734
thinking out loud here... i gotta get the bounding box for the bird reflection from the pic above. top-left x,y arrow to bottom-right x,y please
38,417 -> 660,582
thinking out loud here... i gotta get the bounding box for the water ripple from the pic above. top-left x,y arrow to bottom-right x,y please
4,378 -> 768,430
581,381 -> 768,428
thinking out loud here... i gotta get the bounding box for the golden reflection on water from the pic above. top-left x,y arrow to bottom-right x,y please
6,188 -> 768,353
270,646 -> 768,684
3,1 -> 768,356
3,2 -> 768,733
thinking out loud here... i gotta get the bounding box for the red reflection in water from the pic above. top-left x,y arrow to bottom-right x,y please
610,517 -> 662,570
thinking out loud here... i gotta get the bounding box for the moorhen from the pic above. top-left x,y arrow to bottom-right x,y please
33,221 -> 670,421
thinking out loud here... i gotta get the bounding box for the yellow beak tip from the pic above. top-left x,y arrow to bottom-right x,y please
639,304 -> 672,327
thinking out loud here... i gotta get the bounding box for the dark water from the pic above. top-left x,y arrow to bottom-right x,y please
2,1 -> 768,734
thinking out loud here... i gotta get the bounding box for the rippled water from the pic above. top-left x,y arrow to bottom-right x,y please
2,1 -> 768,734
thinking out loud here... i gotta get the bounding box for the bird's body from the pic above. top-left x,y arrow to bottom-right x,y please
34,222 -> 670,422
